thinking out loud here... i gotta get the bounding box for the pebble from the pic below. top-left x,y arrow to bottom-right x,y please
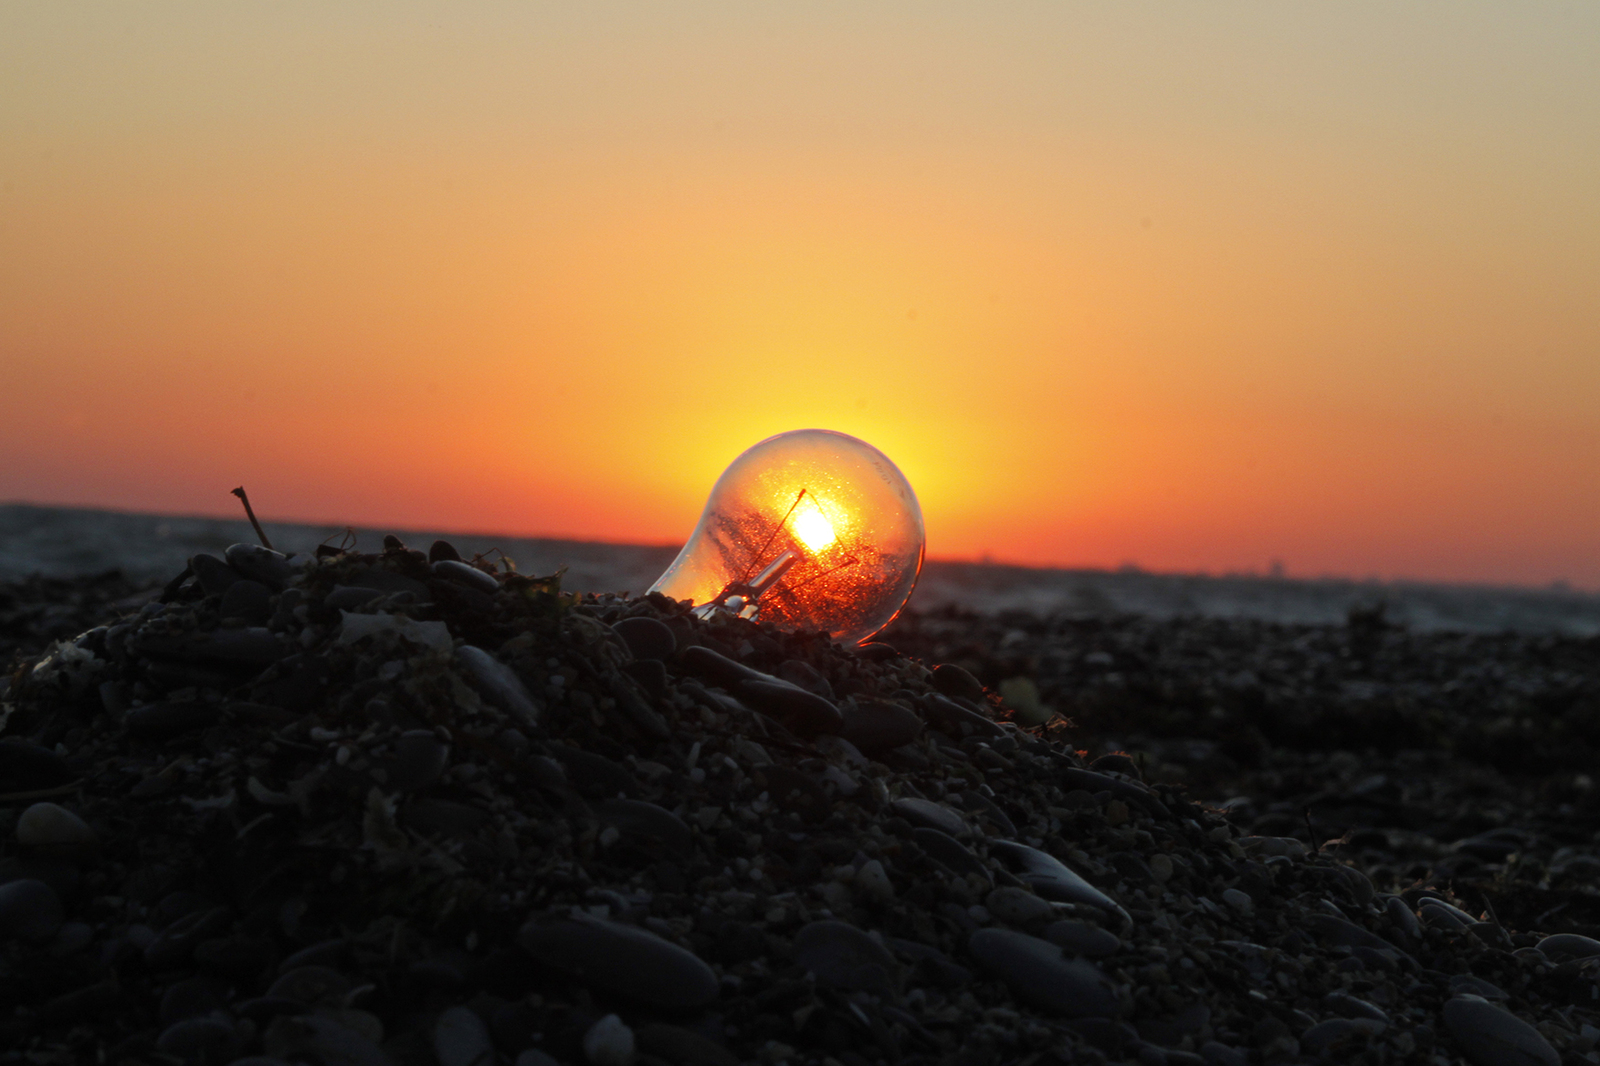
1043,919 -> 1122,958
985,886 -> 1056,925
1300,1017 -> 1386,1054
1441,995 -> 1559,1066
775,659 -> 833,697
967,927 -> 1121,1017
16,801 -> 97,851
0,740 -> 73,793
737,679 -> 843,738
932,663 -> 987,703
549,746 -> 641,799
839,699 -> 924,755
125,701 -> 223,740
324,585 -> 384,611
266,965 -> 351,1006
988,840 -> 1129,923
635,1023 -> 740,1066
261,1014 -> 391,1066
159,975 -> 225,1024
516,1052 -> 562,1066
519,916 -> 718,1008
219,578 -> 272,623
792,919 -> 899,993
457,645 -> 541,728
597,798 -> 693,852
611,617 -> 676,661
188,553 -> 241,595
1385,895 -> 1421,940
432,559 -> 500,594
399,798 -> 488,837
384,730 -> 450,792
434,1005 -> 496,1066
1535,932 -> 1600,963
1449,975 -> 1509,1001
155,1016 -> 242,1063
854,858 -> 895,902
1221,888 -> 1253,914
583,1014 -> 635,1066
890,797 -> 969,838
0,878 -> 65,943
913,827 -> 990,880
225,543 -> 293,587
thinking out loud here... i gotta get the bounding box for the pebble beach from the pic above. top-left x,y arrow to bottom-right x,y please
1,511 -> 1599,1065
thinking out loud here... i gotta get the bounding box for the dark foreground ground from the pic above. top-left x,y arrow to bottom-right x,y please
2,553 -> 1599,1066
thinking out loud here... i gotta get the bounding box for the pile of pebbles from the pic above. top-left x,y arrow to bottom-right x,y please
0,543 -> 1596,1066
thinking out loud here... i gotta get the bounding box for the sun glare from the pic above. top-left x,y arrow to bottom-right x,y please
792,508 -> 837,553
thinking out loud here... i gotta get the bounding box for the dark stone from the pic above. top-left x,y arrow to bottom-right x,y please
384,730 -> 449,792
343,567 -> 430,600
429,540 -> 462,562
967,927 -> 1121,1017
160,975 -> 226,1024
891,797 -> 969,837
400,798 -> 489,838
219,579 -> 272,623
0,879 -> 64,943
759,766 -> 833,823
518,915 -> 718,1009
775,659 -> 833,698
932,663 -> 986,703
144,906 -> 232,970
549,745 -> 641,799
1043,920 -> 1122,958
1089,753 -> 1142,780
622,658 -> 668,702
840,700 -> 923,756
126,701 -> 222,741
793,920 -> 899,993
156,1016 -> 243,1063
267,965 -> 351,1006
738,680 -> 843,738
1060,768 -> 1171,820
432,559 -> 499,594
277,937 -> 348,974
598,799 -> 693,851
1441,996 -> 1557,1066
854,641 -> 899,661
225,543 -> 294,588
912,827 -> 989,880
889,938 -> 972,987
635,1023 -> 741,1066
190,553 -> 242,596
1536,933 -> 1600,963
612,617 -> 677,661
135,627 -> 290,669
0,741 -> 73,792
324,585 -> 383,611
923,694 -> 1003,738
988,840 -> 1128,924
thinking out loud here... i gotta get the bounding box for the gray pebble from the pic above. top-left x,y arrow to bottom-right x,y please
598,798 -> 693,852
324,585 -> 384,611
144,905 -> 232,970
519,915 -> 718,1008
582,1013 -> 634,1066
967,927 -> 1121,1017
1199,1042 -> 1248,1066
384,730 -> 449,792
160,975 -> 226,1025
226,543 -> 293,587
1323,990 -> 1391,1022
1442,995 -> 1558,1066
126,701 -> 222,741
219,579 -> 272,623
16,801 -> 96,851
775,659 -> 833,697
1535,932 -> 1600,963
434,1005 -> 495,1066
399,798 -> 488,838
0,878 -> 64,944
986,886 -> 1055,925
1300,1017 -> 1386,1054
261,1014 -> 390,1066
1384,895 -> 1420,940
550,745 -> 641,799
840,700 -> 924,756
912,827 -> 989,880
988,840 -> 1130,924
1043,919 -> 1121,958
1450,975 -> 1509,1001
793,919 -> 899,993
738,679 -> 843,738
432,559 -> 499,594
457,646 -> 540,728
189,552 -> 240,595
932,663 -> 986,703
611,617 -> 677,661
156,1016 -> 242,1063
890,797 -> 969,838
266,965 -> 350,1006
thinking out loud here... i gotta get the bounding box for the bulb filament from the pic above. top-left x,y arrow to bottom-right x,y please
704,487 -> 857,618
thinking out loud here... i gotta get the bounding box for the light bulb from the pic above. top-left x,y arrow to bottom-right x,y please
650,429 -> 925,645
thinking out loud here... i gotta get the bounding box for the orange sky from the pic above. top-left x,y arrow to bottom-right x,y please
2,3 -> 1597,587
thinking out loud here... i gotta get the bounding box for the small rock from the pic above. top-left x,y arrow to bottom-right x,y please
1450,975 -> 1509,1001
775,659 -> 833,697
912,827 -> 990,880
793,919 -> 899,993
855,859 -> 895,902
519,915 -> 718,1008
840,700 -> 924,756
1300,1017 -> 1385,1054
988,840 -> 1130,924
635,1023 -> 740,1066
16,802 -> 97,852
434,1005 -> 496,1066
583,1014 -> 635,1066
458,646 -> 540,728
1324,991 -> 1391,1021
126,701 -> 223,740
1384,895 -> 1421,940
0,741 -> 73,792
967,927 -> 1121,1017
1536,933 -> 1600,964
262,1014 -> 390,1066
267,965 -> 351,1006
155,1016 -> 242,1063
598,799 -> 693,852
432,559 -> 499,594
219,578 -> 272,623
384,730 -> 450,792
159,975 -> 226,1024
738,679 -> 843,737
225,543 -> 293,587
1221,888 -> 1254,914
0,878 -> 65,943
189,553 -> 241,595
986,886 -> 1055,925
1442,995 -> 1559,1066
324,585 -> 384,611
890,797 -> 969,838
1043,920 -> 1122,958
611,617 -> 676,661
932,663 -> 986,703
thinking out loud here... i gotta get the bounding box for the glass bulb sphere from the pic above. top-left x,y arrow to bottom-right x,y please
650,429 -> 925,645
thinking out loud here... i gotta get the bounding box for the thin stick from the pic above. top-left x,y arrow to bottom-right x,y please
231,486 -> 274,550
740,489 -> 808,584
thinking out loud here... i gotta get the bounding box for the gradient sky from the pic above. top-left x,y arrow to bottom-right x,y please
3,3 -> 1597,587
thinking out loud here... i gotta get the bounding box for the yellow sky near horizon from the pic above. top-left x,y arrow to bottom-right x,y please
2,3 -> 1597,586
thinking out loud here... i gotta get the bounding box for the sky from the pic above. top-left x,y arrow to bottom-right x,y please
2,2 -> 1597,587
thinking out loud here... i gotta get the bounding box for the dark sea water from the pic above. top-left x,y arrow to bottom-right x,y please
3,502 -> 1597,635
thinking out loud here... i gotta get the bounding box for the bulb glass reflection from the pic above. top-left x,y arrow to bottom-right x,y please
650,429 -> 925,645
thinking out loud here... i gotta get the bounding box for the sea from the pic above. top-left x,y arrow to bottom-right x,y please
3,503 -> 1597,636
